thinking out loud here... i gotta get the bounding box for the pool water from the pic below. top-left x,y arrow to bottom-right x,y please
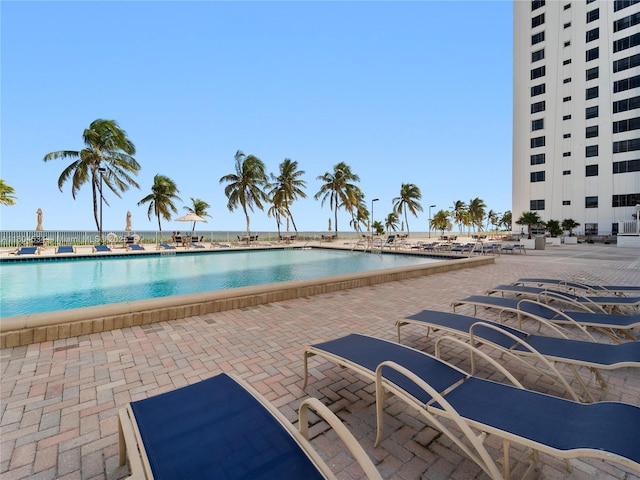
0,249 -> 441,317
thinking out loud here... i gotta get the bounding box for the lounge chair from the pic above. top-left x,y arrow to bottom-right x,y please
159,243 -> 176,250
501,244 -> 526,254
397,309 -> 640,402
118,372 -> 381,480
381,235 -> 396,249
126,244 -> 145,251
92,244 -> 111,253
188,242 -> 205,249
55,245 -> 75,254
513,278 -> 640,296
16,246 -> 38,255
485,284 -> 640,314
451,295 -> 640,341
303,333 -> 640,479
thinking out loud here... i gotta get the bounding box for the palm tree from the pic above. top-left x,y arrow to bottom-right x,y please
516,211 -> 543,239
0,179 -> 17,205
269,158 -> 307,234
138,174 -> 181,237
468,197 -> 486,232
452,200 -> 467,233
43,119 -> 140,239
485,209 -> 499,232
432,209 -> 452,235
385,212 -> 400,232
392,183 -> 423,236
184,197 -> 211,236
314,162 -> 360,236
347,187 -> 368,233
561,218 -> 580,236
500,211 -> 512,231
219,150 -> 269,240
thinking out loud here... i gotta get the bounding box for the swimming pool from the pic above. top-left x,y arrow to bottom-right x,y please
1,248 -> 442,317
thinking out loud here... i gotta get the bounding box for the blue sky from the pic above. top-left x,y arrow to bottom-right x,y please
1,1 -> 513,234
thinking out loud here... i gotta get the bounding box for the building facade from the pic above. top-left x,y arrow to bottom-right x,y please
513,0 -> 640,237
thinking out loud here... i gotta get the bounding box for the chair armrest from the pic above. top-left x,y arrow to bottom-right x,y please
298,397 -> 382,480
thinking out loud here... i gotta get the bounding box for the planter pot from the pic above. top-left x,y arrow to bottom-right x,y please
563,236 -> 578,244
520,239 -> 536,249
547,237 -> 562,246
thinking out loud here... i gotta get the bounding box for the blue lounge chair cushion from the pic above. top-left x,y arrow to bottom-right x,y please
130,373 -> 324,479
159,243 -> 176,250
93,245 -> 111,252
17,246 -> 38,255
56,246 -> 74,254
128,244 -> 145,251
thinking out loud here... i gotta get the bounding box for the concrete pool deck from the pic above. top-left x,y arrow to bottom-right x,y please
1,241 -> 639,479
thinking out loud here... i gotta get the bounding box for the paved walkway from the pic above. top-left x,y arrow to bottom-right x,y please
1,243 -> 639,479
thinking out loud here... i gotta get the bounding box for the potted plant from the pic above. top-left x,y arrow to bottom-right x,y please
561,218 -> 580,244
515,211 -> 544,249
545,219 -> 562,246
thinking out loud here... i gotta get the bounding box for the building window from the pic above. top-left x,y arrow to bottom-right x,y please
613,117 -> 640,134
612,193 -> 640,207
531,101 -> 546,113
563,58 -> 572,65
586,67 -> 599,81
586,47 -> 599,62
531,153 -> 546,165
615,1 -> 640,12
530,199 -> 545,210
563,114 -> 572,120
532,31 -> 545,45
563,133 -> 571,138
613,95 -> 640,114
563,171 -> 571,175
613,75 -> 640,93
531,66 -> 546,79
585,223 -> 598,235
563,78 -> 572,84
532,0 -> 545,11
564,21 -> 571,28
564,40 -> 571,47
613,33 -> 640,53
586,27 -> 599,42
613,53 -> 640,73
585,196 -> 599,208
585,86 -> 599,100
614,12 -> 640,32
563,200 -> 571,205
531,136 -> 546,148
564,3 -> 571,9
563,152 -> 572,157
532,118 -> 544,131
613,159 -> 640,173
586,125 -> 599,138
586,145 -> 599,157
613,138 -> 640,153
532,13 -> 545,28
586,105 -> 599,119
531,83 -> 546,97
586,8 -> 599,23
531,49 -> 545,62
530,171 -> 545,182
563,96 -> 572,102
586,164 -> 599,177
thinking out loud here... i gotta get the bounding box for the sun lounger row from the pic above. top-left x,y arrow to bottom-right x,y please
303,333 -> 640,479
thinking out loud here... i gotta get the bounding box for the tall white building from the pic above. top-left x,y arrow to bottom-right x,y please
513,0 -> 640,237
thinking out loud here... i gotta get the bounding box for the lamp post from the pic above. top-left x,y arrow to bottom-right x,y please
428,204 -> 436,238
98,167 -> 106,244
370,198 -> 379,234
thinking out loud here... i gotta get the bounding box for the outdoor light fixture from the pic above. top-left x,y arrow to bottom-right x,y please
370,198 -> 379,234
428,204 -> 436,238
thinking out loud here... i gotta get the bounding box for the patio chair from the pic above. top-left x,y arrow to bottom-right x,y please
126,244 -> 145,251
397,309 -> 640,402
118,372 -> 381,480
501,244 -> 526,254
92,244 -> 111,253
512,278 -> 640,296
302,333 -> 640,480
451,295 -> 640,341
55,245 -> 75,254
16,246 -> 39,255
485,284 -> 640,314
158,243 -> 176,250
381,235 -> 396,249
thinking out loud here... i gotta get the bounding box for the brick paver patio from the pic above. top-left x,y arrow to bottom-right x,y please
1,243 -> 639,479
